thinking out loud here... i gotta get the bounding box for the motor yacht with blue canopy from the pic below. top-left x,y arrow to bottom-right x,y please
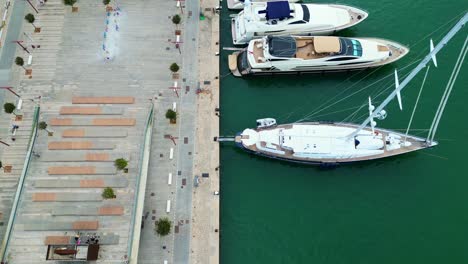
231,1 -> 368,45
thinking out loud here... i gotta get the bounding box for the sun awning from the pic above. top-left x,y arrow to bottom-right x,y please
314,37 -> 341,53
266,1 -> 291,20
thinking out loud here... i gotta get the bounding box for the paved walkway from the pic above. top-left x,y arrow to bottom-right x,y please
1,0 -> 162,262
190,2 -> 221,263
136,0 -> 200,263
0,0 -> 221,263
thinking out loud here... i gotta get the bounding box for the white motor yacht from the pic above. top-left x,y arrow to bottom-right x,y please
231,1 -> 368,45
229,35 -> 409,76
228,0 -> 299,10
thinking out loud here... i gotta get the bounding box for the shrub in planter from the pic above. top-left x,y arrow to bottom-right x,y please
63,0 -> 77,5
114,158 -> 128,170
172,14 -> 181,26
4,103 -> 16,114
155,217 -> 172,236
169,63 -> 180,73
15,57 -> 25,70
165,109 -> 177,123
102,187 -> 115,199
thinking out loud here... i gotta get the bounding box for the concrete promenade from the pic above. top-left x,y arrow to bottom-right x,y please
1,0 -> 170,262
190,0 -> 221,263
0,0 -> 221,263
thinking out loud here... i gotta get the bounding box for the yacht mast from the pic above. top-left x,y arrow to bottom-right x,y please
347,12 -> 468,139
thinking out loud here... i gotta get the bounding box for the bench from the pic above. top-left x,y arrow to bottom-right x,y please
72,221 -> 99,230
98,206 -> 124,215
72,96 -> 134,104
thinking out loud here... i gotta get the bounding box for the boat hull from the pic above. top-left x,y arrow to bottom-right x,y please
227,0 -> 300,10
235,123 -> 437,165
231,4 -> 368,45
229,38 -> 409,77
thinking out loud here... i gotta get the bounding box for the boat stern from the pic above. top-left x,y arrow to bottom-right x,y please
235,128 -> 259,150
231,15 -> 248,45
227,0 -> 240,9
228,53 -> 242,77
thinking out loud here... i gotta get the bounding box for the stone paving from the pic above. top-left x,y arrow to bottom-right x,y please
0,0 -> 169,262
0,0 -> 221,263
136,0 -> 200,262
190,1 -> 221,263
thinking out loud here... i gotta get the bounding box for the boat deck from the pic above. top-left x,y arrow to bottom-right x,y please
238,123 -> 432,163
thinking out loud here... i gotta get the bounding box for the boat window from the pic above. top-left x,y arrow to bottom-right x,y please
326,57 -> 357,61
339,38 -> 363,57
338,61 -> 372,65
301,5 -> 310,22
237,51 -> 250,72
289,5 -> 310,24
268,36 -> 297,58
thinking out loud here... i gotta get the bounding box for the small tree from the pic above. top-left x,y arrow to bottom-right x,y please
63,0 -> 76,6
103,0 -> 110,5
114,158 -> 128,170
15,57 -> 25,70
4,103 -> 16,114
172,14 -> 181,26
169,63 -> 180,73
38,121 -> 50,132
102,187 -> 115,199
25,13 -> 37,29
155,217 -> 172,236
38,121 -> 47,130
165,109 -> 177,123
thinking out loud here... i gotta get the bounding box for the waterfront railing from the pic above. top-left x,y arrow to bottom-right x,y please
127,102 -> 154,263
0,106 -> 40,262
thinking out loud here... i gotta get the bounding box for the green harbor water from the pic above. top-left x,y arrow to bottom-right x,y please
219,0 -> 468,263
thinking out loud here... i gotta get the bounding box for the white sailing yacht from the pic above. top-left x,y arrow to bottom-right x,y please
235,13 -> 468,165
231,1 -> 367,45
228,35 -> 409,76
228,0 -> 300,10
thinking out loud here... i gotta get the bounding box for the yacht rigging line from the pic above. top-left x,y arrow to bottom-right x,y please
410,11 -> 467,48
295,66 -> 385,122
297,58 -> 421,122
278,69 -> 366,120
347,13 -> 468,139
404,66 -> 430,142
426,35 -> 468,144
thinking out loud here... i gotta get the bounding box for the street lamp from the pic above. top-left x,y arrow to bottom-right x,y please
25,0 -> 39,14
11,40 -> 30,54
0,87 -> 20,98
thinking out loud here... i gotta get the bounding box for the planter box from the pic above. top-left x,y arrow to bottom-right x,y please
34,27 -> 41,33
72,6 -> 79,12
3,165 -> 12,173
